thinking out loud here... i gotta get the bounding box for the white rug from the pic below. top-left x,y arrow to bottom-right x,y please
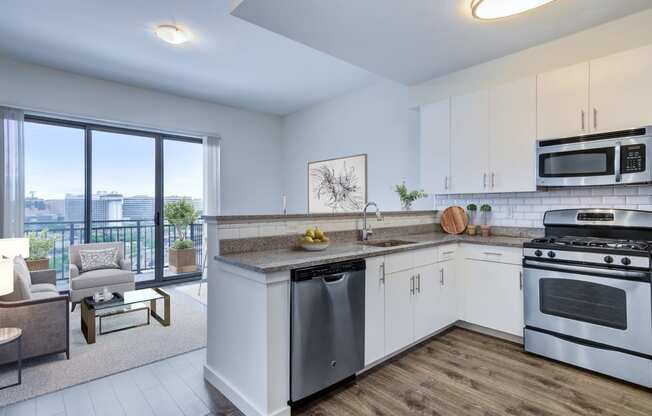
0,286 -> 207,406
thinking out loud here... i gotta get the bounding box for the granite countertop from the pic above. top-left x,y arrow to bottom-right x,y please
215,232 -> 529,273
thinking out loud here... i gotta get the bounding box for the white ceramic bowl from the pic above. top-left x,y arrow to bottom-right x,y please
300,241 -> 330,251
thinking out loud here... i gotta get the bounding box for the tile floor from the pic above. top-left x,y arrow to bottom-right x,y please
0,348 -> 242,416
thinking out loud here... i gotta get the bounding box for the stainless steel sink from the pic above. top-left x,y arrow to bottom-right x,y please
358,239 -> 417,248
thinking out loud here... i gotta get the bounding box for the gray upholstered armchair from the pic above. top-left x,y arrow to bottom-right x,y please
69,242 -> 135,310
0,267 -> 70,364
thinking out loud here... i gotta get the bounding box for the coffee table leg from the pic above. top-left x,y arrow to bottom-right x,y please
81,301 -> 96,344
151,288 -> 170,326
17,336 -> 21,386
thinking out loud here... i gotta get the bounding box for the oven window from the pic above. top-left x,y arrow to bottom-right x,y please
539,147 -> 614,177
539,278 -> 627,330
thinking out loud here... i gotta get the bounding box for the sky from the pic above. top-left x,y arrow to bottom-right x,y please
24,121 -> 203,200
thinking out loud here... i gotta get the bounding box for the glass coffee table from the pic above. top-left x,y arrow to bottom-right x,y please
81,288 -> 170,344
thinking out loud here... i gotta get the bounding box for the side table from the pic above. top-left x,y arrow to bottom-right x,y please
0,328 -> 22,389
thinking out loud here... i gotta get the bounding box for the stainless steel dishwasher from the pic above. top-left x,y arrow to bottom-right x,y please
290,258 -> 365,404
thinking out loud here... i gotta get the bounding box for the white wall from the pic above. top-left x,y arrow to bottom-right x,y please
280,8 -> 652,222
281,81 -> 431,213
0,55 -> 283,215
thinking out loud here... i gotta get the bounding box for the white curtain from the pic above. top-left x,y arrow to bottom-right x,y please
0,107 -> 25,238
203,136 -> 221,216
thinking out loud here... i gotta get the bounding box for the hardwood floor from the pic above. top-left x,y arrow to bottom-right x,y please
294,328 -> 652,416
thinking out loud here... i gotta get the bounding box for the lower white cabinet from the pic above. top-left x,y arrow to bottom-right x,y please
413,264 -> 440,340
384,269 -> 415,355
436,259 -> 458,329
364,256 -> 386,365
462,258 -> 524,336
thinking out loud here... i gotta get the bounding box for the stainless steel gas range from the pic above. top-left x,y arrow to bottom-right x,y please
523,209 -> 652,388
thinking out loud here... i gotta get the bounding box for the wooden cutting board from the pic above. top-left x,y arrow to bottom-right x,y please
440,206 -> 469,235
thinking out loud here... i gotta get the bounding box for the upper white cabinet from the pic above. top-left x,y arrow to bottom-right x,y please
451,90 -> 490,194
537,62 -> 589,139
590,44 -> 652,133
419,99 -> 451,194
489,77 -> 537,193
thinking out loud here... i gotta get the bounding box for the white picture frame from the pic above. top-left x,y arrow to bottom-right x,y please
308,154 -> 367,213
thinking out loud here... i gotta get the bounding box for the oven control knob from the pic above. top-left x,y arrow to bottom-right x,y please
621,257 -> 631,266
547,251 -> 556,258
604,256 -> 614,264
534,250 -> 543,257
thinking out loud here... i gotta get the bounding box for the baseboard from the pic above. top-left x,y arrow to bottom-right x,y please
203,364 -> 291,416
454,321 -> 524,345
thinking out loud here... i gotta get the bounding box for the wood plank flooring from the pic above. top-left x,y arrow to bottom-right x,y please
294,328 -> 652,416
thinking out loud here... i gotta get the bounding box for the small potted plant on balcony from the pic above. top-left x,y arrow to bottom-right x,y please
480,204 -> 492,237
165,199 -> 199,273
466,203 -> 478,235
394,181 -> 428,211
26,229 -> 56,271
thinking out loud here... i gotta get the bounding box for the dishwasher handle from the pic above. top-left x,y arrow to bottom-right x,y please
323,273 -> 347,284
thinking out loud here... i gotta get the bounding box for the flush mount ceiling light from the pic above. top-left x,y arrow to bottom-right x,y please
471,0 -> 557,20
155,24 -> 189,45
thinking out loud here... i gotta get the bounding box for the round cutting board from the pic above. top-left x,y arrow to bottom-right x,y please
440,206 -> 469,235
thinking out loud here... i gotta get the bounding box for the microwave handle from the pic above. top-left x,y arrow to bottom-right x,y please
615,141 -> 621,183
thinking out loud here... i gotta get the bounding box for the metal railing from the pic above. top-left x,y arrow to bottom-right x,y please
23,219 -> 204,282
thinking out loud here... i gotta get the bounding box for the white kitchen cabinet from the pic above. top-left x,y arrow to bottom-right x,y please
420,99 -> 451,194
413,264 -> 440,340
451,89 -> 490,194
436,259 -> 458,329
537,62 -> 589,139
590,44 -> 652,132
488,77 -> 537,193
384,269 -> 415,354
463,259 -> 524,337
365,256 -> 386,365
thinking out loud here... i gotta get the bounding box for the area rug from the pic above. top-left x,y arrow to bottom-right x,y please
0,286 -> 207,406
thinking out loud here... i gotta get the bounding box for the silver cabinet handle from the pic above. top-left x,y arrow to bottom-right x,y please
593,108 -> 598,130
440,268 -> 444,286
410,275 -> 414,295
491,172 -> 495,189
379,263 -> 385,284
581,110 -> 585,131
519,271 -> 523,290
483,173 -> 487,189
442,251 -> 455,256
417,273 -> 421,293
484,251 -> 503,256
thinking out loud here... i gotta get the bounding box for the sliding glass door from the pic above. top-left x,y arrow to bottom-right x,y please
23,116 -> 204,288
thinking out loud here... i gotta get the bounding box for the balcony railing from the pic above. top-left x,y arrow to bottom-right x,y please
23,219 -> 204,282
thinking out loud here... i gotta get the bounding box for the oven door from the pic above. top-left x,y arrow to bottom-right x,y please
523,261 -> 652,355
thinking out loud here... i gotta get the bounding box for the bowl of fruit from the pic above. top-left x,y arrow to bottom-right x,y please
299,226 -> 330,251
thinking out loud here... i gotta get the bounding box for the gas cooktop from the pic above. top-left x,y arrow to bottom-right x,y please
529,236 -> 651,252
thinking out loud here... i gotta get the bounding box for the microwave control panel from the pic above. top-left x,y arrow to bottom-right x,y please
621,144 -> 646,173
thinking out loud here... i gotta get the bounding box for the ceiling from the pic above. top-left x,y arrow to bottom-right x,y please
232,0 -> 652,85
0,0 -> 378,115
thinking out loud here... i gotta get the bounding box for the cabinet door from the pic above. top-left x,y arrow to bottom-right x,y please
537,62 -> 589,139
413,264 -> 440,340
463,259 -> 523,336
365,256 -> 386,365
590,45 -> 652,132
420,99 -> 451,194
385,270 -> 415,354
438,260 -> 458,329
451,90 -> 490,194
489,77 -> 537,193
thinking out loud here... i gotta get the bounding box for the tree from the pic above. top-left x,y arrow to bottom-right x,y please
164,199 -> 199,249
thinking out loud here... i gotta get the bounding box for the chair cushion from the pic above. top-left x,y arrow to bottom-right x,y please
79,247 -> 119,272
31,283 -> 58,294
0,256 -> 32,301
31,291 -> 61,300
71,268 -> 134,290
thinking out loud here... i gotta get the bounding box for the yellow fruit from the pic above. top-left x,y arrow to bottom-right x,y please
322,236 -> 330,243
305,229 -> 315,238
303,236 -> 314,243
315,227 -> 325,239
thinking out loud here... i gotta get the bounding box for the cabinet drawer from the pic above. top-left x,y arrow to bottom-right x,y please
412,247 -> 438,268
437,244 -> 457,262
385,251 -> 414,274
462,244 -> 522,265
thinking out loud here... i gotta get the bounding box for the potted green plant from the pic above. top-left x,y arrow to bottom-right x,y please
394,181 -> 428,210
165,199 -> 200,273
480,204 -> 492,237
466,203 -> 478,236
26,229 -> 56,271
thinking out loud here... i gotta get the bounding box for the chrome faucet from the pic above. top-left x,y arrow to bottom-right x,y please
361,202 -> 383,241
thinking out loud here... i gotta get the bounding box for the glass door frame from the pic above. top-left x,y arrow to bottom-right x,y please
25,114 -> 204,288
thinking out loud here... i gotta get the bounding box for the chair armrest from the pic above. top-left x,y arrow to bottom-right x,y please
70,264 -> 80,278
30,269 -> 57,285
119,259 -> 132,271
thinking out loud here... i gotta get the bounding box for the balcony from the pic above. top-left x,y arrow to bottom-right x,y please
23,220 -> 204,287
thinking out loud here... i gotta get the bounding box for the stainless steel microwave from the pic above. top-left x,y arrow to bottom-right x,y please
536,127 -> 652,187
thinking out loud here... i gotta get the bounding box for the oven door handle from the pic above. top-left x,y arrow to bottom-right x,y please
523,259 -> 651,282
615,141 -> 622,183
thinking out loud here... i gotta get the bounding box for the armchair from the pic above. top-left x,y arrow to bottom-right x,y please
69,242 -> 135,310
